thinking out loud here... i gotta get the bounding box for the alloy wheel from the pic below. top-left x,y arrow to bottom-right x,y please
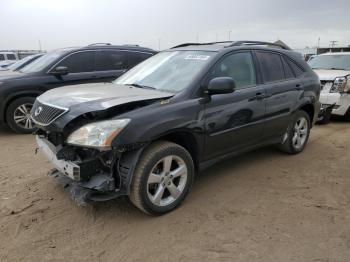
13,103 -> 34,130
147,155 -> 188,207
292,116 -> 308,149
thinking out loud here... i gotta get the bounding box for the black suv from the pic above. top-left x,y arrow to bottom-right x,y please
0,44 -> 156,133
33,41 -> 320,215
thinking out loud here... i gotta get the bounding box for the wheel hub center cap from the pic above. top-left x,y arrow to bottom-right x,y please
164,176 -> 171,184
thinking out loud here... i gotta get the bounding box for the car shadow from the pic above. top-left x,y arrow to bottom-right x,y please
86,145 -> 282,218
0,124 -> 32,137
0,124 -> 13,134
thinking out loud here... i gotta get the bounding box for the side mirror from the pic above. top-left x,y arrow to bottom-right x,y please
50,66 -> 69,76
207,77 -> 236,95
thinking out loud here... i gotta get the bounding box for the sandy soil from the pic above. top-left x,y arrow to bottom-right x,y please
0,122 -> 349,262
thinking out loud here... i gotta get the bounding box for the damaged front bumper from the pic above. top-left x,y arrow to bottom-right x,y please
48,169 -> 123,206
317,103 -> 336,121
36,136 -> 143,205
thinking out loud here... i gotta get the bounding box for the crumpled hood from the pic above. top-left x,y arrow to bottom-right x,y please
38,82 -> 174,109
314,69 -> 350,81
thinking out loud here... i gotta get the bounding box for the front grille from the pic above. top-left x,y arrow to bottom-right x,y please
31,99 -> 68,126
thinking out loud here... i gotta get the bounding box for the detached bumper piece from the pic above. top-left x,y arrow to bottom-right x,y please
317,103 -> 336,124
48,169 -> 124,206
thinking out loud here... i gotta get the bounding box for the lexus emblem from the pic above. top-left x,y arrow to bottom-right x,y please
34,106 -> 43,117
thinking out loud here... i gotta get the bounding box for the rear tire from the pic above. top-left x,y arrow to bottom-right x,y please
6,97 -> 36,134
129,141 -> 194,215
278,110 -> 311,154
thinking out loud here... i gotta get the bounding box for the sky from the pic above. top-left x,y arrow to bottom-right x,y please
1,0 -> 350,51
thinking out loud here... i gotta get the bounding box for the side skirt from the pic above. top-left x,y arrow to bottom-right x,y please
198,137 -> 282,171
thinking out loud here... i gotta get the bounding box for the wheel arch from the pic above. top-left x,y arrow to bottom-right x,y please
155,131 -> 200,170
298,103 -> 315,126
3,91 -> 41,123
118,131 -> 199,196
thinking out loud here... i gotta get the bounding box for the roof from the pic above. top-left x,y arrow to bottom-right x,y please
318,52 -> 350,56
49,44 -> 156,54
170,40 -> 291,52
80,43 -> 155,52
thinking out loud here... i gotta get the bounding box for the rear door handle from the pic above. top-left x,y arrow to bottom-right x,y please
249,92 -> 271,101
295,84 -> 303,90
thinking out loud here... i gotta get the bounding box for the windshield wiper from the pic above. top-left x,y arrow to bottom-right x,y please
330,67 -> 347,70
312,67 -> 348,70
126,83 -> 156,90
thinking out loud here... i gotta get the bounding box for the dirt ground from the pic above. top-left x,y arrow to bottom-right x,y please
0,121 -> 349,262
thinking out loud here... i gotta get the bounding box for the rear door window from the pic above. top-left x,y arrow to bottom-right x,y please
57,51 -> 95,73
0,54 -> 4,61
129,52 -> 153,68
256,51 -> 285,83
95,50 -> 128,71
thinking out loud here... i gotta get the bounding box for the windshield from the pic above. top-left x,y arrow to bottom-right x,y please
7,55 -> 39,71
20,50 -> 66,73
114,50 -> 215,92
308,54 -> 350,70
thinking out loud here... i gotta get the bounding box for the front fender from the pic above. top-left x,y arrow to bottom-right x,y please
111,99 -> 205,148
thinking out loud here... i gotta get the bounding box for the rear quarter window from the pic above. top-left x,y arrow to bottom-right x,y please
0,54 -> 4,61
281,56 -> 295,79
287,59 -> 304,77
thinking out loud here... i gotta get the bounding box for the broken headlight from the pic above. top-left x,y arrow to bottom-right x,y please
67,119 -> 130,150
330,76 -> 349,93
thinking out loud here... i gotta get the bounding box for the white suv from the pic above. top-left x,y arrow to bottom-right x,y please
308,52 -> 350,122
0,51 -> 19,68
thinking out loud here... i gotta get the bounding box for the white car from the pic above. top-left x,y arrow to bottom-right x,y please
308,52 -> 350,123
0,51 -> 19,69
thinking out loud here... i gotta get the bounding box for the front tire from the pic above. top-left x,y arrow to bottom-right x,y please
278,110 -> 311,154
6,97 -> 36,134
129,141 -> 195,215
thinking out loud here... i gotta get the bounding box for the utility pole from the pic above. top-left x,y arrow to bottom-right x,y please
228,30 -> 232,41
158,38 -> 161,51
317,37 -> 320,48
38,39 -> 42,51
330,40 -> 338,48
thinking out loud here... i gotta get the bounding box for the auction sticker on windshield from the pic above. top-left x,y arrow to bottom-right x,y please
185,54 -> 210,60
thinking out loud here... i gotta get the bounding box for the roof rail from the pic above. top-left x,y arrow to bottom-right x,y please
229,41 -> 291,50
171,41 -> 233,49
87,43 -> 112,46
